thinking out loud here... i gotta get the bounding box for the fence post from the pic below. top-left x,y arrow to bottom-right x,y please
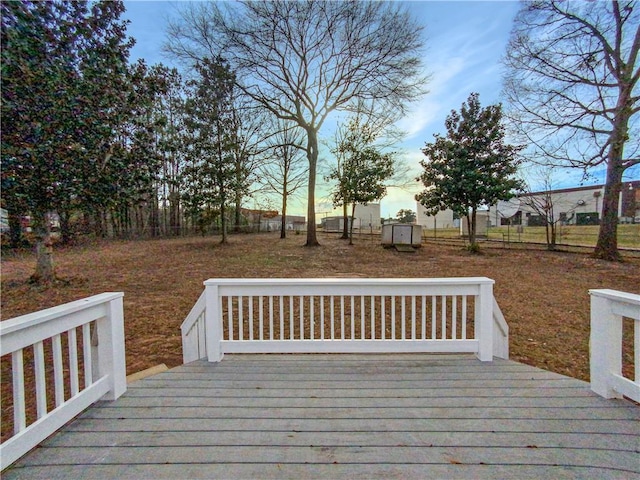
95,294 -> 127,401
475,281 -> 494,361
205,283 -> 223,362
590,292 -> 622,399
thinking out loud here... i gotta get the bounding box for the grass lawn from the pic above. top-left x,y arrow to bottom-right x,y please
2,232 -> 637,382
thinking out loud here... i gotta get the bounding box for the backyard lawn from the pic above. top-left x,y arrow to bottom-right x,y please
2,232 -> 638,383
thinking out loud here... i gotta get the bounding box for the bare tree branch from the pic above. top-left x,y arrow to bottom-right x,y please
165,0 -> 428,246
502,0 -> 639,260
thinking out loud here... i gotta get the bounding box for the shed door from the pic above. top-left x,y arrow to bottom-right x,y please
392,225 -> 412,244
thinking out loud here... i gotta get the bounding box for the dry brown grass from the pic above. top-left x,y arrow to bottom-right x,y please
2,232 -> 638,382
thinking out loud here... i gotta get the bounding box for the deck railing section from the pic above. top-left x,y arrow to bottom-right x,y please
590,289 -> 640,402
182,278 -> 508,363
0,293 -> 126,469
181,290 -> 207,363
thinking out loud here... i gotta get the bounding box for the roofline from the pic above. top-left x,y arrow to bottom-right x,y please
521,180 -> 639,198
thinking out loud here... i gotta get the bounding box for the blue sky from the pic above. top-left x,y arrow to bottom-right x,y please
122,0 -> 638,220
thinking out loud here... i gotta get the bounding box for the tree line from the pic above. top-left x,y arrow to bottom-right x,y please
2,0 -> 426,283
417,1 -> 638,260
1,0 -> 637,286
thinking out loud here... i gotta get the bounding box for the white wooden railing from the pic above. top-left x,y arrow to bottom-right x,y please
0,293 -> 126,469
181,278 -> 509,363
589,289 -> 640,402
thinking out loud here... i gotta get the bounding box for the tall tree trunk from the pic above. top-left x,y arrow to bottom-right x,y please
594,74 -> 633,261
550,222 -> 557,251
150,188 -> 160,238
220,200 -> 228,244
544,221 -> 551,250
594,162 -> 623,261
349,203 -> 356,245
30,210 -> 55,284
8,208 -> 24,248
305,128 -> 320,246
234,192 -> 242,233
281,185 -> 288,239
341,203 -> 349,239
169,190 -> 180,236
468,207 -> 477,250
59,208 -> 72,245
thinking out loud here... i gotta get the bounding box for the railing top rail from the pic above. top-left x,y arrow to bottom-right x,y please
0,292 -> 124,337
589,289 -> 640,307
181,291 -> 207,335
493,298 -> 509,337
204,277 -> 495,287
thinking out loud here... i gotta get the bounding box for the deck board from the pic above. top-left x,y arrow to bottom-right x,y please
5,354 -> 640,479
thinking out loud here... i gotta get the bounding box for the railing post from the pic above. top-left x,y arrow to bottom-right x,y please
205,283 -> 223,362
475,281 -> 494,362
590,292 -> 622,399
95,294 -> 127,401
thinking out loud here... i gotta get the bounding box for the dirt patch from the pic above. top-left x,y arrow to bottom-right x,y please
2,232 -> 638,380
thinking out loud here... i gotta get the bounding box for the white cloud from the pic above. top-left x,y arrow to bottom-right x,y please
395,56 -> 467,139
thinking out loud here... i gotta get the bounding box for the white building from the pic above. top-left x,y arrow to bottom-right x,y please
323,203 -> 381,231
353,203 -> 381,230
415,203 -> 460,229
487,181 -> 640,227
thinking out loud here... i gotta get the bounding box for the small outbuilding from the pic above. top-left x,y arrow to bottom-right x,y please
381,224 -> 422,250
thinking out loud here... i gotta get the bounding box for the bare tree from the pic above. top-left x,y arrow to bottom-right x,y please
229,99 -> 269,233
260,120 -> 307,239
520,168 -> 575,251
165,0 -> 427,246
503,0 -> 639,261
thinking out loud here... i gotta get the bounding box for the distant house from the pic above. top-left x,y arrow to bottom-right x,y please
261,215 -> 306,232
240,208 -> 279,226
414,181 -> 640,230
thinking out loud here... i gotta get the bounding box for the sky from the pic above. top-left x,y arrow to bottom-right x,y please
121,0 -> 639,220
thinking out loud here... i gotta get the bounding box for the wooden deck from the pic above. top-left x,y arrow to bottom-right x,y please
4,354 -> 640,479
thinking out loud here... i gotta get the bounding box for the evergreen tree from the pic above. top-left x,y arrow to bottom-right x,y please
1,0 -> 135,282
416,93 -> 523,251
182,57 -> 237,243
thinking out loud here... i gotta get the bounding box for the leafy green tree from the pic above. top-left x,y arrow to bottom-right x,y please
327,118 -> 395,245
503,1 -> 639,261
329,118 -> 377,240
396,209 -> 416,224
416,93 -> 523,251
1,0 -> 135,282
101,61 -> 169,239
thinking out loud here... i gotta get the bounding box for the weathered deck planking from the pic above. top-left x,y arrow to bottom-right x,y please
5,354 -> 640,479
